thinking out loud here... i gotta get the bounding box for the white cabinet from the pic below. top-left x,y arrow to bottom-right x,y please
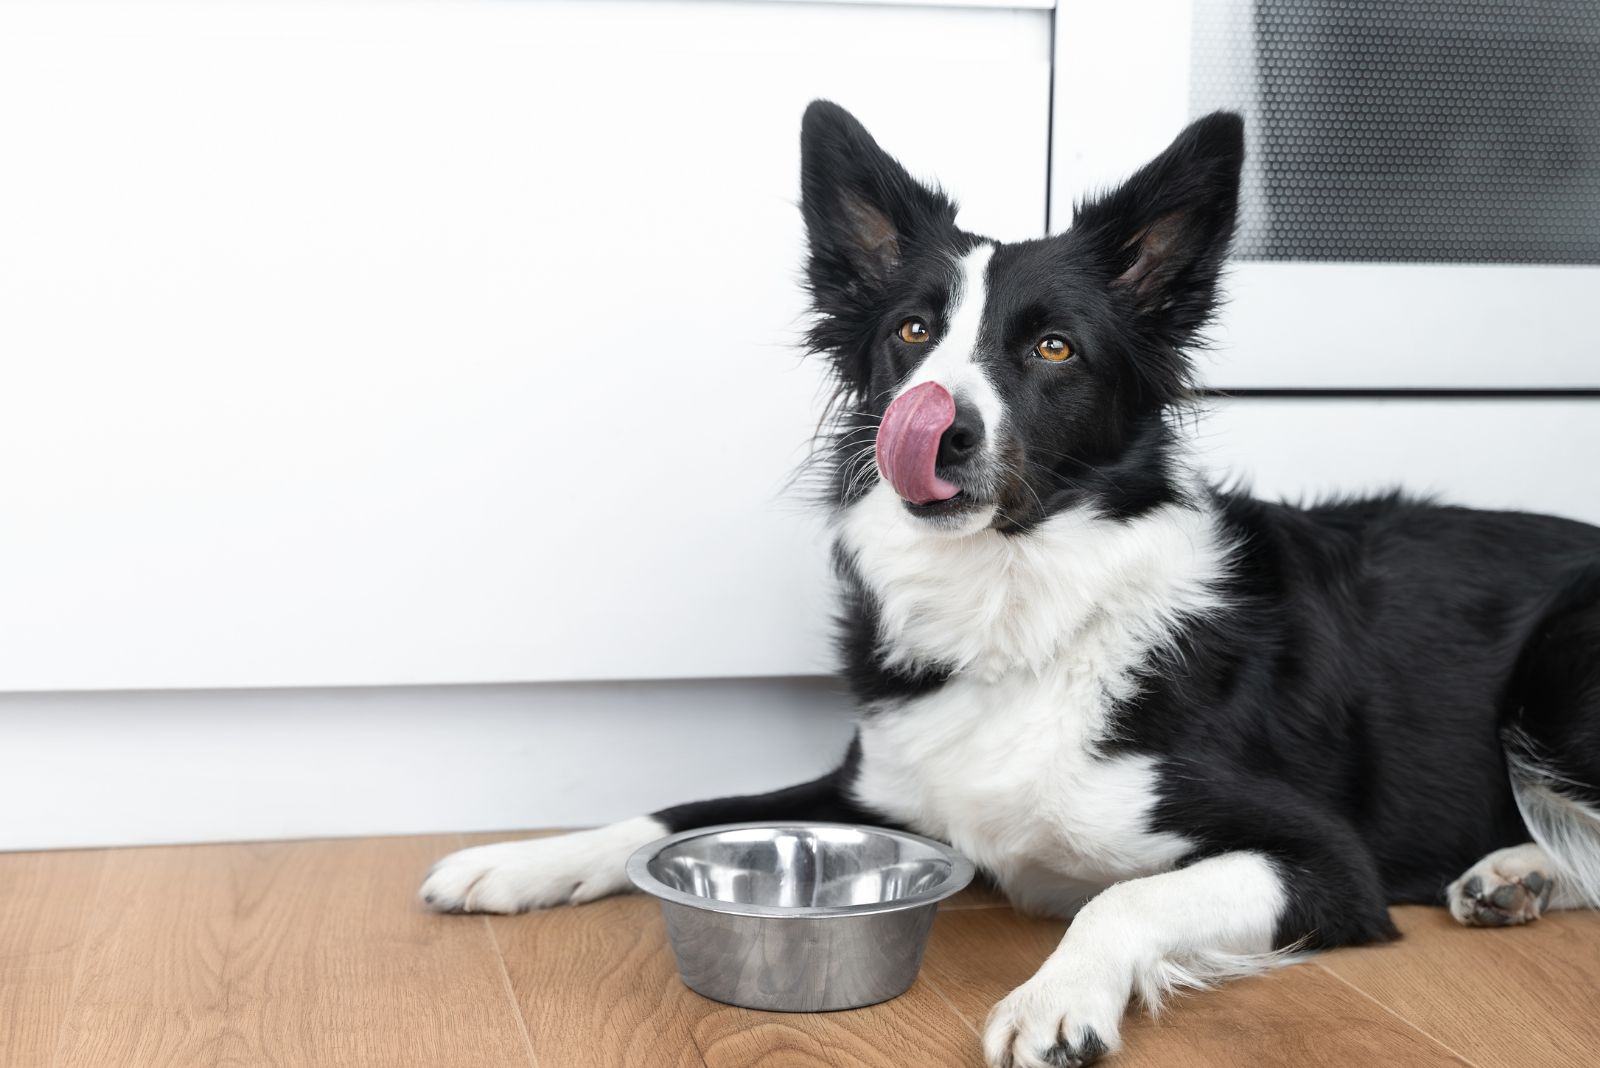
0,0 -> 1053,691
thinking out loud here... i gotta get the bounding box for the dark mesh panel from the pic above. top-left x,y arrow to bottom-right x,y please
1191,0 -> 1600,263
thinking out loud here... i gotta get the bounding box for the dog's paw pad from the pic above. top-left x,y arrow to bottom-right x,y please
989,1026 -> 1110,1068
1449,868 -> 1552,927
1042,1029 -> 1109,1068
983,973 -> 1121,1068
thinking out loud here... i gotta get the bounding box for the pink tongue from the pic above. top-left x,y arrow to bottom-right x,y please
876,381 -> 961,505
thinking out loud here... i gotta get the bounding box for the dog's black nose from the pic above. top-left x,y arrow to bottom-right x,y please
937,400 -> 985,469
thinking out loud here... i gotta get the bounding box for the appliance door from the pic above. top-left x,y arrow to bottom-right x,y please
1051,0 -> 1600,389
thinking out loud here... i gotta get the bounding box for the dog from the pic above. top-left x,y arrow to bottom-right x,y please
421,102 -> 1600,1067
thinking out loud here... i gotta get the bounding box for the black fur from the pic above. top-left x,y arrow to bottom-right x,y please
655,101 -> 1600,1060
831,544 -> 953,707
655,736 -> 883,830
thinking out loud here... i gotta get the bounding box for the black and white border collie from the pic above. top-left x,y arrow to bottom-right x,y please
424,103 -> 1600,1067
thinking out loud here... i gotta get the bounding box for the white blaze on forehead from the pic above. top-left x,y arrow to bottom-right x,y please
896,244 -> 1002,435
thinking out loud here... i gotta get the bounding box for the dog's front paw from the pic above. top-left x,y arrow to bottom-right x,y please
420,817 -> 665,914
982,965 -> 1123,1068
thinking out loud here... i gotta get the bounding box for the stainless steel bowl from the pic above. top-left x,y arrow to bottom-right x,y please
626,822 -> 975,1012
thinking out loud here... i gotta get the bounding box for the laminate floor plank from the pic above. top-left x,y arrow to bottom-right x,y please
218,835 -> 535,1068
47,842 -> 248,1068
689,957 -> 981,1068
1317,904 -> 1600,1068
0,849 -> 109,1068
489,893 -> 712,1068
22,837 -> 532,1068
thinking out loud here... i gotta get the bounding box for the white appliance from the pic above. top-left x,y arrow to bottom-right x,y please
1051,0 -> 1600,390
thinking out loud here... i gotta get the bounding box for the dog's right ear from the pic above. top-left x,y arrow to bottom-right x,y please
800,101 -> 957,309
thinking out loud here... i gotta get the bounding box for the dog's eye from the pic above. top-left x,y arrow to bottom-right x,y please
1035,336 -> 1072,362
898,318 -> 930,344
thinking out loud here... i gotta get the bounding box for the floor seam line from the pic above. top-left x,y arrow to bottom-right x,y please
1312,960 -> 1484,1067
460,830 -> 540,1068
482,915 -> 541,1068
680,1000 -> 721,1068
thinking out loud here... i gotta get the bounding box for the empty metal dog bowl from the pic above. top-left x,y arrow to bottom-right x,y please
626,822 -> 974,1012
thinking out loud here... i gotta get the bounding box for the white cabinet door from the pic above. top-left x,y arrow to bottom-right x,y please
0,0 -> 1052,691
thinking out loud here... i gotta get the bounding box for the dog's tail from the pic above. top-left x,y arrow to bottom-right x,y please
1505,732 -> 1600,908
1502,558 -> 1600,908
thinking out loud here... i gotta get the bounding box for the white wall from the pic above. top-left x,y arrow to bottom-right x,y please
0,677 -> 856,852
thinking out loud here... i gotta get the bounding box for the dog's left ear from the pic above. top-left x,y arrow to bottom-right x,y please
1073,111 -> 1244,348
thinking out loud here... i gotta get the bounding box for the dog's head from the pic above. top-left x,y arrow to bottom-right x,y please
801,101 -> 1243,534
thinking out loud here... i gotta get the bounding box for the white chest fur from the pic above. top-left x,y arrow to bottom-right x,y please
853,649 -> 1192,917
838,483 -> 1232,916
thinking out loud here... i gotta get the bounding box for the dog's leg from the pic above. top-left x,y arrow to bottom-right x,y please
983,788 -> 1397,1068
982,852 -> 1287,1068
420,738 -> 883,913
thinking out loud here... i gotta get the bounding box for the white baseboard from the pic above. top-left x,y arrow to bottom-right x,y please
0,677 -> 856,852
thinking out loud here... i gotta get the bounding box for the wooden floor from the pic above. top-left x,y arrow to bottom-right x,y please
5,833 -> 1599,1067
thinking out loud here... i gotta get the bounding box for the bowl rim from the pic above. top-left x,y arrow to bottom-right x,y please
625,820 -> 977,919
